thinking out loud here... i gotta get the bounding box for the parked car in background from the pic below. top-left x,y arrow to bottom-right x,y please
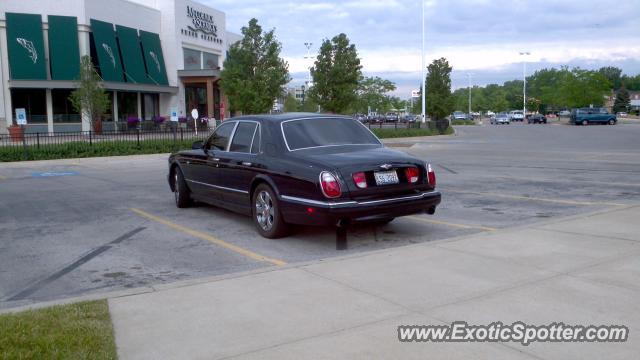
385,113 -> 399,122
403,114 -> 417,123
491,113 -> 510,125
168,113 -> 441,238
509,110 -> 525,121
354,113 -> 366,123
486,111 -> 495,117
570,108 -> 617,125
558,110 -> 571,117
526,114 -> 547,124
452,111 -> 471,121
616,112 -> 628,117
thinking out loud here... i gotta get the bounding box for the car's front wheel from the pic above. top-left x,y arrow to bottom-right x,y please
582,120 -> 588,126
252,184 -> 289,238
173,167 -> 192,208
609,119 -> 616,125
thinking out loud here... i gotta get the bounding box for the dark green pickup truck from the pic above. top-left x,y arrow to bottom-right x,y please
570,108 -> 617,125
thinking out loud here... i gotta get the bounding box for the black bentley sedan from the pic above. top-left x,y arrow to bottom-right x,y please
168,113 -> 441,238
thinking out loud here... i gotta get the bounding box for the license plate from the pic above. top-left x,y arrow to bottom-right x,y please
374,170 -> 399,185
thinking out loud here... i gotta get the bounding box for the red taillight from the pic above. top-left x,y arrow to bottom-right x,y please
320,171 -> 342,198
352,172 -> 367,189
405,167 -> 419,183
427,163 -> 436,187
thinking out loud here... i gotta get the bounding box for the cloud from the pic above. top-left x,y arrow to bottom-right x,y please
200,0 -> 640,97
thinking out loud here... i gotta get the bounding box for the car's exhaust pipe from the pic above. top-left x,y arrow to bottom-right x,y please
426,206 -> 436,215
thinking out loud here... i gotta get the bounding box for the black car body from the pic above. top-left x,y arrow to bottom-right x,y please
168,113 -> 441,238
526,114 -> 547,124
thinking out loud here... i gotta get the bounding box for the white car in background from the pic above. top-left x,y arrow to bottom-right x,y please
509,110 -> 525,122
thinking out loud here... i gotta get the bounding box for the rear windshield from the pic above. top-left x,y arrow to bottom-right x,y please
282,117 -> 381,151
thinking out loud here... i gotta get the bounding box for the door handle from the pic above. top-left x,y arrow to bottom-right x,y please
241,161 -> 252,166
212,158 -> 220,162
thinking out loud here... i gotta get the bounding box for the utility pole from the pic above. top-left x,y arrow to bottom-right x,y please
304,42 -> 313,88
421,0 -> 426,123
520,52 -> 530,116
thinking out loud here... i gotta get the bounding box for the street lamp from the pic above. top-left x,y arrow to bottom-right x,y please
421,0 -> 426,123
519,52 -> 530,116
467,73 -> 472,117
304,42 -> 313,88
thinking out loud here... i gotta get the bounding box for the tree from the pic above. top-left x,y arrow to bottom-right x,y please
283,92 -> 299,112
425,57 -> 454,121
598,66 -> 622,90
355,76 -> 396,114
221,18 -> 290,114
613,87 -> 631,113
308,33 -> 362,114
69,56 -> 111,132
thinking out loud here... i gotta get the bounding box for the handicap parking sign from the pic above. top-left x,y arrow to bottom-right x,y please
15,108 -> 27,125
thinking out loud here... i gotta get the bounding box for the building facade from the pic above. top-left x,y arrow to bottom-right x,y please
0,0 -> 241,133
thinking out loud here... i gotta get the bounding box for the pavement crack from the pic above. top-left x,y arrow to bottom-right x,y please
3,227 -> 146,301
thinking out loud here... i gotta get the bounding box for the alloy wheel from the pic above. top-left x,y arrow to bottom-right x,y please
255,190 -> 275,231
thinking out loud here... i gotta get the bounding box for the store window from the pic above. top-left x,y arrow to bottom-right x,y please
142,93 -> 159,120
52,89 -> 80,123
118,92 -> 138,121
11,89 -> 47,123
183,48 -> 201,70
203,52 -> 219,70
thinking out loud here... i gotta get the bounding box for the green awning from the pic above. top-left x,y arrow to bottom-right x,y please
139,30 -> 168,85
5,13 -> 47,80
90,19 -> 124,82
115,25 -> 149,84
47,15 -> 80,80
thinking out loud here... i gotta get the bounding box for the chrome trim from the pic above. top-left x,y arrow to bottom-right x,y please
186,179 -> 249,194
280,117 -> 383,152
280,190 -> 439,208
227,120 -> 260,154
225,121 -> 240,152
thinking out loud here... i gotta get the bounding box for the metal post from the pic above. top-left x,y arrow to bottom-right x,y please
137,129 -> 140,146
421,0 -> 426,123
21,125 -> 28,160
336,225 -> 348,250
89,130 -> 92,146
519,52 -> 530,116
36,133 -> 40,149
467,73 -> 472,118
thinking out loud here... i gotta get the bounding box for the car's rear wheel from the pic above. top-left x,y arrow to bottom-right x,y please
609,119 -> 615,125
173,167 -> 192,208
253,184 -> 289,238
582,120 -> 588,126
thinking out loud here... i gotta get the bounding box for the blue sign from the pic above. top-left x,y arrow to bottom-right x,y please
15,108 -> 27,125
32,171 -> 79,178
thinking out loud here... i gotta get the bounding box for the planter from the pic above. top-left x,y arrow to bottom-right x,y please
93,118 -> 103,135
8,125 -> 24,142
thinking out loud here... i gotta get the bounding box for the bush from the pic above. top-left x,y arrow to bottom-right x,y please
451,119 -> 475,125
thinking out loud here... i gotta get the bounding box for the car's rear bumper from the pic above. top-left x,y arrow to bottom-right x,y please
279,190 -> 442,226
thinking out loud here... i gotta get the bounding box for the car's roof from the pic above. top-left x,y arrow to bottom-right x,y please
225,112 -> 350,123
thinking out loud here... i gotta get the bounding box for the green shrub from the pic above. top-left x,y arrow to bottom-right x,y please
451,119 -> 475,125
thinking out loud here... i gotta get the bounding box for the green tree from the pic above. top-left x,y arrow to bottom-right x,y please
355,76 -> 396,114
425,57 -> 454,121
69,56 -> 111,132
221,18 -> 290,114
598,66 -> 623,90
308,33 -> 362,114
613,87 -> 631,113
300,96 -> 320,112
283,92 -> 299,112
621,74 -> 640,91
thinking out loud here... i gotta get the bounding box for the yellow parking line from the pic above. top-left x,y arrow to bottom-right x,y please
408,216 -> 497,232
130,208 -> 287,267
443,188 -> 626,207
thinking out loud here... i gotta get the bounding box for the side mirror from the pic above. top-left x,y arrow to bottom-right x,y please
192,140 -> 204,150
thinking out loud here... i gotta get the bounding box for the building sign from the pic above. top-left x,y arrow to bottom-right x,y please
181,6 -> 222,44
411,90 -> 420,98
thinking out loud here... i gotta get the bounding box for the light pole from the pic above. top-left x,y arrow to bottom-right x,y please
304,42 -> 313,87
467,73 -> 472,117
421,0 -> 426,123
519,52 -> 530,116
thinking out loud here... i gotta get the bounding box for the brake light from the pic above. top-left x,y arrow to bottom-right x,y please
405,167 -> 419,183
352,172 -> 367,189
427,163 -> 436,187
320,171 -> 342,198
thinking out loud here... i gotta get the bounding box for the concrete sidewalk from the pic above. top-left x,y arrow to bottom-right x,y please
109,206 -> 640,360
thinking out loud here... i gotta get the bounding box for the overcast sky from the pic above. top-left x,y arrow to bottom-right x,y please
204,0 -> 640,97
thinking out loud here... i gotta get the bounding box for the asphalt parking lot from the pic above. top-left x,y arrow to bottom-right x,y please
1,122 -> 639,308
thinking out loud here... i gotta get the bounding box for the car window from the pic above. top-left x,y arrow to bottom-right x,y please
229,122 -> 258,153
208,122 -> 235,151
282,117 -> 380,151
250,125 -> 261,154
